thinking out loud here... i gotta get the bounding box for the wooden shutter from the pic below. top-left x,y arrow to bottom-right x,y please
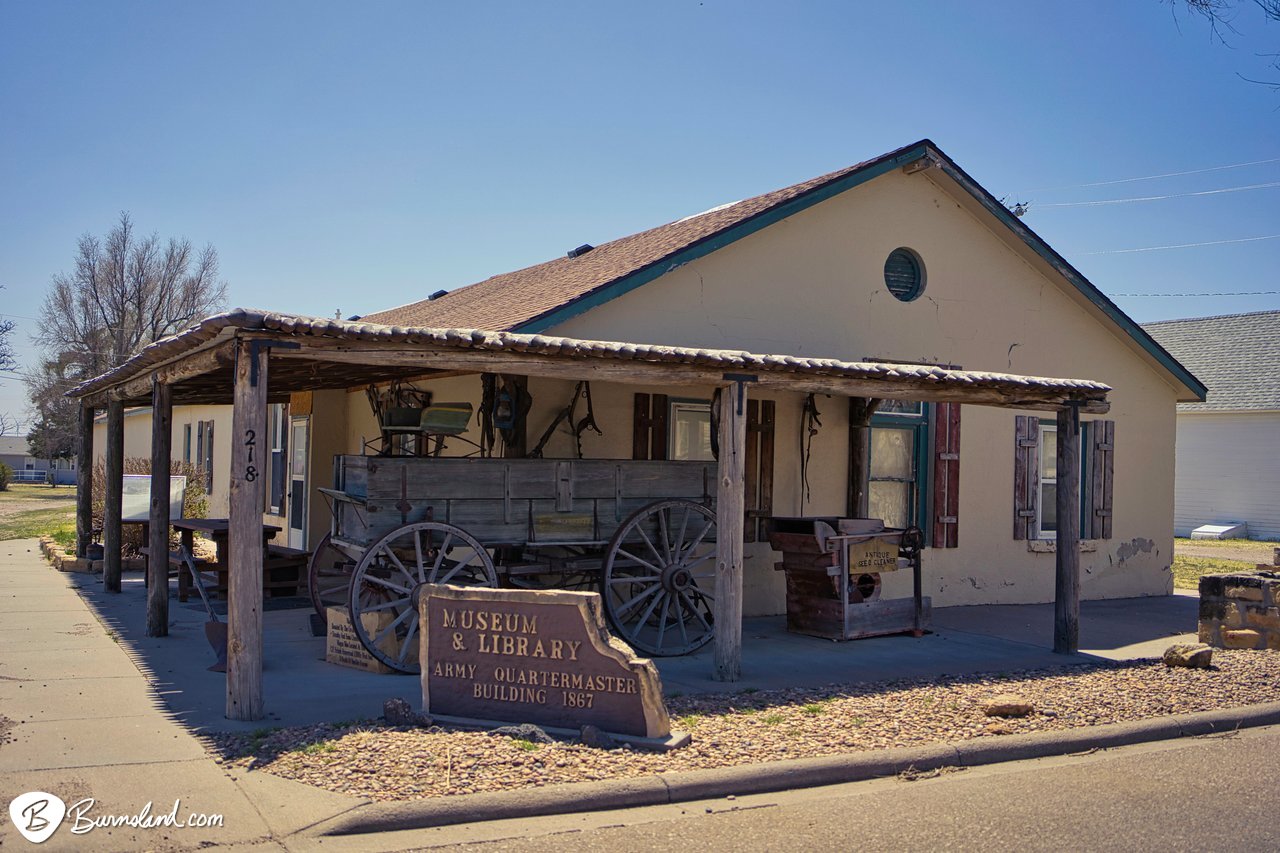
1013,415 -> 1039,540
1089,419 -> 1115,540
744,399 -> 775,542
631,393 -> 668,460
931,402 -> 960,548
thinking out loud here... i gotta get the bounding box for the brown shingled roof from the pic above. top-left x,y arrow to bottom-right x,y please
360,140 -> 932,332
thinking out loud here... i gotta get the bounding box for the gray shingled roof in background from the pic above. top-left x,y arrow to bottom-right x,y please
1142,310 -> 1280,411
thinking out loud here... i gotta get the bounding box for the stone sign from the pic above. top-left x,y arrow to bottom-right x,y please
847,537 -> 900,573
420,585 -> 673,739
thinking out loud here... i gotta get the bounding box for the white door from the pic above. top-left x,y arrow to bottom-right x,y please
288,417 -> 310,550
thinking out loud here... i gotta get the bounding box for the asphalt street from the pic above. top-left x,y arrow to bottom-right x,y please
372,724 -> 1280,853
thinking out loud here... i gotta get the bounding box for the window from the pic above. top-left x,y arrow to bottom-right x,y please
182,424 -> 192,465
867,403 -> 929,530
196,420 -> 214,493
266,404 -> 288,513
1014,416 -> 1115,541
669,401 -> 714,461
884,248 -> 925,302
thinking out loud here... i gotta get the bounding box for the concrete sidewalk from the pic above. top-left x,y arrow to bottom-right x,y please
0,539 -> 363,851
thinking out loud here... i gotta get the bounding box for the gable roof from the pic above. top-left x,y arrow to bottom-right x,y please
1142,311 -> 1280,412
0,435 -> 29,457
361,139 -> 1205,401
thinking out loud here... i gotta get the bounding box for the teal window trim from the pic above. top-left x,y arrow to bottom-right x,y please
869,403 -> 931,541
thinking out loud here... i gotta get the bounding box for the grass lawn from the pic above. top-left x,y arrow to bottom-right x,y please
1171,554 -> 1258,590
0,483 -> 78,547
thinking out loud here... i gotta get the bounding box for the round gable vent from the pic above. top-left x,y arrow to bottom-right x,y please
884,248 -> 925,302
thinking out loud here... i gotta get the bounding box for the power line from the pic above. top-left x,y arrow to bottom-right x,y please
1110,290 -> 1280,297
1035,180 -> 1280,209
1078,233 -> 1280,255
1020,156 -> 1280,193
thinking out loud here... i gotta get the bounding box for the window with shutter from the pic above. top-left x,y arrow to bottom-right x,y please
868,402 -> 929,532
931,402 -> 960,547
631,393 -> 669,460
1013,415 -> 1040,540
1014,416 -> 1114,541
743,399 -> 775,542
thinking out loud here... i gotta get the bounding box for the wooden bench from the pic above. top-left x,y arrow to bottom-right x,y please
139,546 -> 212,603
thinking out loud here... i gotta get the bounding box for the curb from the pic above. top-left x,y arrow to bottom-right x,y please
313,701 -> 1280,836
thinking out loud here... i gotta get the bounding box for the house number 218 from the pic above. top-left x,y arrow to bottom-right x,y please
243,429 -> 257,481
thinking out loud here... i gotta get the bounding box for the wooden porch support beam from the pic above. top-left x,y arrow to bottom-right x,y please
103,400 -> 125,592
714,380 -> 749,682
846,397 -> 880,518
227,338 -> 268,721
147,379 -> 173,637
1054,403 -> 1081,654
270,346 -> 1110,414
75,404 -> 95,558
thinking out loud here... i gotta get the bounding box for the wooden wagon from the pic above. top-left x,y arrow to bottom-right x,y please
310,454 -> 719,672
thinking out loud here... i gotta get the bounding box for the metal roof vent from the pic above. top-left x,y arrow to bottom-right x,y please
428,289 -> 448,300
567,244 -> 594,259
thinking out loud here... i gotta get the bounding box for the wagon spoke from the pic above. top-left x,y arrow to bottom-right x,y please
657,508 -> 673,564
680,550 -> 715,573
613,582 -> 663,618
362,574 -> 411,595
608,574 -> 660,584
438,552 -> 480,585
428,533 -> 453,578
397,616 -> 419,663
673,591 -> 690,647
636,526 -> 667,568
318,582 -> 351,599
413,531 -> 426,582
678,589 -> 713,632
614,547 -> 662,576
372,606 -> 415,646
682,520 -> 714,556
360,596 -> 411,613
674,506 -> 690,559
636,586 -> 667,633
655,594 -> 671,649
380,545 -> 417,586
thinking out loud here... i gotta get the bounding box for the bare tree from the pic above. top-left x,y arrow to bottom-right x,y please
1169,1 -> 1280,89
0,285 -> 14,375
36,212 -> 228,381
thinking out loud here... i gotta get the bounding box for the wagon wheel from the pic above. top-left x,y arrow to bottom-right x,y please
602,499 -> 717,657
348,521 -> 498,674
307,533 -> 357,624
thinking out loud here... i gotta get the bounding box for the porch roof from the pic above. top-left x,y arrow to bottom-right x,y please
68,308 -> 1110,412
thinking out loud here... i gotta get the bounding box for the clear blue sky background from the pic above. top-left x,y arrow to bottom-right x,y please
1,1 -> 1277,425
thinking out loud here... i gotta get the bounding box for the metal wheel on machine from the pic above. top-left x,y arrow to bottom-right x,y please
348,521 -> 498,674
601,499 -> 717,657
307,533 -> 356,624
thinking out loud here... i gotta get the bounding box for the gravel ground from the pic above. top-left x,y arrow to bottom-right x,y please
208,650 -> 1280,802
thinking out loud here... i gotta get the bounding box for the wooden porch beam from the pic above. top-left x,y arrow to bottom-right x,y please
75,404 -> 95,558
227,338 -> 269,721
81,342 -> 234,408
714,381 -> 748,681
147,379 -> 172,637
102,400 -> 124,593
270,345 -> 1108,413
1054,403 -> 1081,654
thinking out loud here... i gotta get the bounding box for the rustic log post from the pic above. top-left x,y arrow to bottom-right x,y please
714,380 -> 749,681
227,338 -> 269,720
147,380 -> 173,637
847,397 -> 880,518
1054,403 -> 1081,654
76,404 -> 95,558
103,400 -> 125,592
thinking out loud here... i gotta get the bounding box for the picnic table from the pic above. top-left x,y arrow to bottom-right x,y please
171,519 -> 301,600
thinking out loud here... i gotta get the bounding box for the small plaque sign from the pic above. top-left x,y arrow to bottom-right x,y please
326,606 -> 412,674
847,537 -> 899,573
421,585 -> 672,739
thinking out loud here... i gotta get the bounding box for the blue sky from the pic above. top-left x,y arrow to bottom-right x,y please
1,1 -> 1277,425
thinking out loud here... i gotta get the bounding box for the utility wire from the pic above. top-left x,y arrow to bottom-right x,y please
1110,290 -> 1280,297
1035,180 -> 1280,208
1020,156 -> 1280,193
1078,233 -> 1280,255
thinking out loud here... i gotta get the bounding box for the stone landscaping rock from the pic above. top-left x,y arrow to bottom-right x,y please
1223,629 -> 1264,650
491,723 -> 555,744
383,697 -> 431,727
579,724 -> 617,750
982,693 -> 1034,717
1162,643 -> 1213,669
